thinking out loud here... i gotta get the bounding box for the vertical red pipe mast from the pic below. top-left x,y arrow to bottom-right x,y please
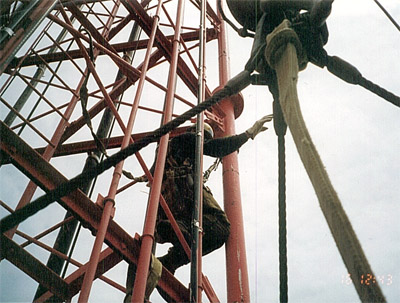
131,0 -> 185,301
217,2 -> 250,302
79,2 -> 163,301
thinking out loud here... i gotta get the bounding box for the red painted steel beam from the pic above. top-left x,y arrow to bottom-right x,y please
20,216 -> 73,248
14,227 -> 126,297
55,0 -> 115,7
202,275 -> 220,303
67,3 -> 118,53
78,4 -> 167,296
157,268 -> 190,302
58,51 -> 164,146
0,0 -> 58,74
57,5 -> 128,139
59,75 -> 131,145
25,129 -> 182,164
205,1 -> 221,26
190,0 -> 221,27
77,202 -> 115,301
121,0 -> 173,61
68,248 -> 125,295
216,9 -> 251,302
48,8 -> 210,103
0,235 -> 70,301
4,0 -> 120,239
129,0 -> 186,299
42,8 -> 215,146
6,29 -> 217,69
121,0 -> 212,98
109,14 -> 133,38
0,121 -> 189,302
39,127 -> 190,158
34,247 -> 124,302
11,229 -> 124,299
58,47 -> 181,145
71,247 -> 125,294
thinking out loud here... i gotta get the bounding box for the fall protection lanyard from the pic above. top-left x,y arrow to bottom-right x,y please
203,158 -> 221,184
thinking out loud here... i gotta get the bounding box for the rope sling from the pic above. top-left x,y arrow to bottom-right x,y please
1,6 -> 398,302
265,19 -> 386,303
2,3 -> 399,303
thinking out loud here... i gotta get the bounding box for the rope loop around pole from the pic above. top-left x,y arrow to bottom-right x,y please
265,19 -> 307,71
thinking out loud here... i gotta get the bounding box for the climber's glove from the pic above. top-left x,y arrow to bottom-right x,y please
245,114 -> 273,139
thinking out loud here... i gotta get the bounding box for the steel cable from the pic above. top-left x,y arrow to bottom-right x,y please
0,71 -> 251,234
325,55 -> 400,108
357,76 -> 400,108
372,0 -> 400,32
271,79 -> 288,303
277,134 -> 288,303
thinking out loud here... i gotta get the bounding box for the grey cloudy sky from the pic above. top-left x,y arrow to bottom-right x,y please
0,0 -> 399,303
225,1 -> 400,302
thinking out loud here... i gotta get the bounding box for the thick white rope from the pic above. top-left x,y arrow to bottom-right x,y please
265,19 -> 386,303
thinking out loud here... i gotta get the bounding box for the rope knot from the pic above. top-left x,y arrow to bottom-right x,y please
265,19 -> 307,71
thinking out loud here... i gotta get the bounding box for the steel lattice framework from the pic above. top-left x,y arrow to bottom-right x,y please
0,1 -> 248,302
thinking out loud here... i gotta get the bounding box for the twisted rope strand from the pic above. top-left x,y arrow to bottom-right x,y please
0,83 -> 241,233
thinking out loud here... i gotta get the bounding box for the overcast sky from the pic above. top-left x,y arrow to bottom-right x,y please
0,0 -> 399,303
224,1 -> 400,302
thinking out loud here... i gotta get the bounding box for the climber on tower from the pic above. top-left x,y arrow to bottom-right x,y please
124,114 -> 273,302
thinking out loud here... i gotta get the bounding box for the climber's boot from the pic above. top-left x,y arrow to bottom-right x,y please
144,255 -> 162,301
124,254 -> 162,303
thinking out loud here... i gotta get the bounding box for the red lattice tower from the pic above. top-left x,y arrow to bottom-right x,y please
0,1 -> 248,302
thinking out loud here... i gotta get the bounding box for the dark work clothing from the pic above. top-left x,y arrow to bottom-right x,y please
155,131 -> 249,274
167,132 -> 249,165
124,131 -> 249,301
157,187 -> 231,273
156,132 -> 248,225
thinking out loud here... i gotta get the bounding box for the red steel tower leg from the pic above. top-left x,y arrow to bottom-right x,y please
0,1 -> 243,303
217,3 -> 251,302
131,0 -> 185,301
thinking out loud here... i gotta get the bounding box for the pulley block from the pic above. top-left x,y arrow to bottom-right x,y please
226,0 -> 331,32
